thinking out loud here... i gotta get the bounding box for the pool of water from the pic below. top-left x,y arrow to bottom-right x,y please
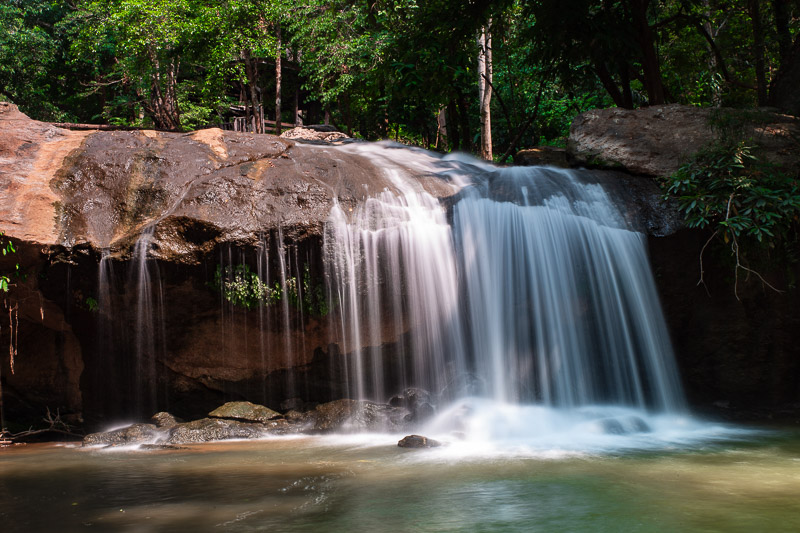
1,421 -> 799,532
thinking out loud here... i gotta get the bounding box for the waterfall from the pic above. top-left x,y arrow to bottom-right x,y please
325,185 -> 466,402
129,226 -> 166,416
324,145 -> 684,414
453,167 -> 684,411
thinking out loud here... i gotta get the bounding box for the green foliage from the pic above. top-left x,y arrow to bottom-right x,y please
211,263 -> 329,316
286,265 -> 329,317
1,231 -> 17,292
665,142 -> 800,245
664,126 -> 800,296
2,0 -> 799,158
212,264 -> 281,310
85,297 -> 99,312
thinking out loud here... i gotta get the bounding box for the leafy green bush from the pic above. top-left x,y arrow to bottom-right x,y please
664,139 -> 800,295
666,141 -> 800,243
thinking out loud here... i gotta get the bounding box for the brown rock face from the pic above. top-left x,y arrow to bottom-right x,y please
649,230 -> 800,414
1,102 -> 457,261
568,104 -> 800,177
0,105 -> 461,427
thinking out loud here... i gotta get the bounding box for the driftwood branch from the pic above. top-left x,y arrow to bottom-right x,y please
1,408 -> 84,445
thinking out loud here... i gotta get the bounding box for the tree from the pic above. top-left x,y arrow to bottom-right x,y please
71,0 -> 196,130
477,21 -> 493,160
0,0 -> 89,121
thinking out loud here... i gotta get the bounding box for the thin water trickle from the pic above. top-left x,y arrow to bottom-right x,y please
129,226 -> 165,417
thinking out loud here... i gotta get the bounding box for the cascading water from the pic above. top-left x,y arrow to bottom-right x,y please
129,226 -> 167,416
324,143 -> 687,443
453,167 -> 684,411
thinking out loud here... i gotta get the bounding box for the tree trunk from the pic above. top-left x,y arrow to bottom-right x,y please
446,101 -> 461,151
457,91 -> 472,152
294,85 -> 300,126
631,0 -> 666,105
275,25 -> 283,135
436,107 -> 448,151
242,50 -> 262,133
379,78 -> 388,138
594,62 -> 628,108
144,50 -> 181,131
702,0 -> 722,105
769,38 -> 800,116
772,0 -> 792,68
748,0 -> 768,106
477,23 -> 493,160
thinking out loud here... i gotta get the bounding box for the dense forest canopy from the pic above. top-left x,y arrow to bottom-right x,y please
1,0 -> 799,159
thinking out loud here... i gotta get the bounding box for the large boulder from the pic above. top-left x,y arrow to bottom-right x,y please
0,102 -> 457,261
568,104 -> 800,177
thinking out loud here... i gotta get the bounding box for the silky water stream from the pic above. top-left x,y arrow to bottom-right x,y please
2,143 -> 798,532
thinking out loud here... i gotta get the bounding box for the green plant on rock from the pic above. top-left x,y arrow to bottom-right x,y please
212,263 -> 330,317
286,264 -> 329,318
212,264 -> 281,310
1,231 -> 16,292
664,140 -> 800,297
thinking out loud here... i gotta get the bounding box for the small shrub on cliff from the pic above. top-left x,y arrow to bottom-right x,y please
664,140 -> 800,296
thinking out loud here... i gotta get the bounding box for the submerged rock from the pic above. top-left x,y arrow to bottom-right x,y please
439,374 -> 486,402
139,443 -> 186,451
208,401 -> 282,423
596,416 -> 652,435
83,423 -> 161,446
389,388 -> 432,409
398,435 -> 442,448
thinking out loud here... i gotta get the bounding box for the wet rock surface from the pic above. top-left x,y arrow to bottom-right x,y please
151,412 -> 183,428
208,401 -> 282,423
308,399 -> 410,433
389,388 -> 436,423
0,103 -> 455,262
398,434 -> 442,448
164,418 -> 283,444
82,398 -> 416,446
83,423 -> 162,446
